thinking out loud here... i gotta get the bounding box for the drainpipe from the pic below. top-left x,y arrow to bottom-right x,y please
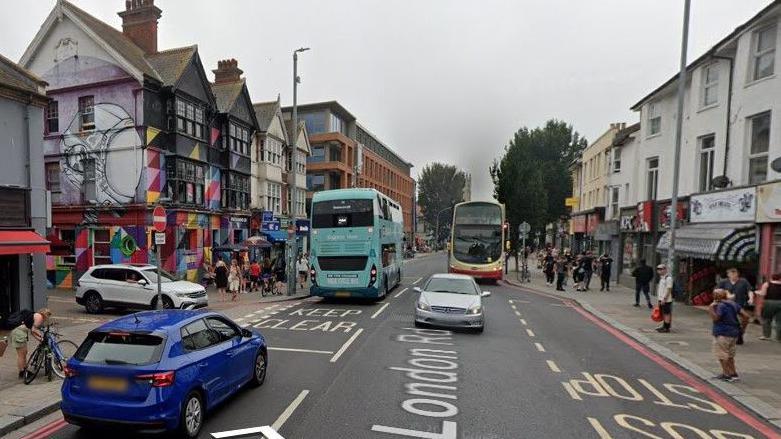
712,54 -> 734,179
24,100 -> 35,308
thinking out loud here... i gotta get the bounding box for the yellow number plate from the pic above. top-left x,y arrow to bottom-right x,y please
87,376 -> 128,392
334,291 -> 351,298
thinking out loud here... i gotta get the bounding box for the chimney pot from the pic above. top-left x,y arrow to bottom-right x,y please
213,58 -> 244,84
118,0 -> 162,54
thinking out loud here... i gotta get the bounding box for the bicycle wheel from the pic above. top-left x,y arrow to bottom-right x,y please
51,340 -> 79,379
23,347 -> 45,385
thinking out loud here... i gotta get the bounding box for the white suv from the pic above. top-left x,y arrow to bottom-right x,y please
75,264 -> 208,313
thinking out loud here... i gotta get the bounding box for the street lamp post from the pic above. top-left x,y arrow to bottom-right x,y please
668,0 -> 691,285
287,47 -> 310,297
435,206 -> 454,251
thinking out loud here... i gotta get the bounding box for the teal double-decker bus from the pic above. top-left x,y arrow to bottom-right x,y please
309,188 -> 404,300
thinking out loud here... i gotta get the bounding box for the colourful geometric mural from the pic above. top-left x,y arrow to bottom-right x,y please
146,128 -> 164,203
206,166 -> 221,210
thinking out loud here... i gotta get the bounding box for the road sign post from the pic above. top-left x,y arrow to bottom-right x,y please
152,206 -> 167,310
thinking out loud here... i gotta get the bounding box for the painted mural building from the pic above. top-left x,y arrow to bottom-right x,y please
20,0 -> 260,287
0,53 -> 51,322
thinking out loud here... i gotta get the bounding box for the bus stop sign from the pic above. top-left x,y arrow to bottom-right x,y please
518,222 -> 531,234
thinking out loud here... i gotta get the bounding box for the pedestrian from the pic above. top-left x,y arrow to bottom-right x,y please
228,259 -> 240,302
709,290 -> 750,382
214,256 -> 228,302
555,256 -> 567,291
250,259 -> 261,292
656,264 -> 674,332
297,254 -> 309,289
543,251 -> 555,286
582,251 -> 594,291
631,259 -> 654,309
716,268 -> 753,344
599,253 -> 613,292
10,308 -> 51,379
755,273 -> 781,341
241,261 -> 251,294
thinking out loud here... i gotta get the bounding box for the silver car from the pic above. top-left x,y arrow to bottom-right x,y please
414,273 -> 490,332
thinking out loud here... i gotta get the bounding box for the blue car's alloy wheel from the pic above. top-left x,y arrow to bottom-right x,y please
180,392 -> 203,438
251,352 -> 267,387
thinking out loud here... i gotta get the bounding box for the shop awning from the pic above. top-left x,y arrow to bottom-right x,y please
0,230 -> 50,255
657,223 -> 756,261
241,236 -> 272,248
261,230 -> 288,243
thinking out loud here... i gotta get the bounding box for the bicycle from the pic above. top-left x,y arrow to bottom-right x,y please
23,323 -> 79,384
518,258 -> 531,283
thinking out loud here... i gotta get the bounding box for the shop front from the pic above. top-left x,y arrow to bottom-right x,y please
657,186 -> 757,301
617,201 -> 655,287
756,181 -> 781,281
594,220 -> 619,281
570,214 -> 587,254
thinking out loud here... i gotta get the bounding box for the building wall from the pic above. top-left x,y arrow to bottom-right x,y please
581,125 -> 621,211
358,147 -> 415,235
608,134 -> 640,210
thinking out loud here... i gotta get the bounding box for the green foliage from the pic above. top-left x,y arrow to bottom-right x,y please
490,120 -> 587,248
418,163 -> 467,242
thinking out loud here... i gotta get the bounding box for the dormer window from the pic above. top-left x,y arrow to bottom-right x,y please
176,98 -> 205,140
229,123 -> 250,155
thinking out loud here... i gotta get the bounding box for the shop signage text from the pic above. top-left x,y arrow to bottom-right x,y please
757,181 -> 781,223
690,187 -> 755,223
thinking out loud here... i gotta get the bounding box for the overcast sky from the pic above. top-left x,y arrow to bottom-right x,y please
0,0 -> 772,201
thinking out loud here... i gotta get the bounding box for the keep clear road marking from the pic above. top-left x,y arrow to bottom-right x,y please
372,303 -> 390,319
412,277 -> 423,285
272,390 -> 310,431
520,319 -> 527,326
526,329 -> 535,337
535,342 -> 546,352
514,310 -> 521,317
268,347 -> 334,355
546,360 -> 561,373
511,304 -> 517,310
394,287 -> 409,298
330,328 -> 364,362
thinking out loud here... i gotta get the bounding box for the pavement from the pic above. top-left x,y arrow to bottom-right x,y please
3,251 -> 780,438
505,256 -> 781,429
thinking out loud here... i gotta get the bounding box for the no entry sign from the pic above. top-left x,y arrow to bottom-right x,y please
153,205 -> 167,232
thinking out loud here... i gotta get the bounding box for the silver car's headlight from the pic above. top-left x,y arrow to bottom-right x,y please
467,305 -> 482,315
175,292 -> 191,297
417,301 -> 431,311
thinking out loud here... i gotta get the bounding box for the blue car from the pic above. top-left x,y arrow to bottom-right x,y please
61,310 -> 268,438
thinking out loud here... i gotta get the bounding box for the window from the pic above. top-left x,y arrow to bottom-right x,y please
229,123 -> 250,155
698,135 -> 716,192
205,317 -> 239,342
307,174 -> 325,192
78,96 -> 95,131
263,138 -> 283,166
221,172 -> 249,210
93,229 -> 112,266
748,112 -> 771,184
701,64 -> 719,107
175,98 -> 205,139
297,151 -> 306,174
46,101 -> 59,133
166,159 -> 205,206
329,146 -> 341,162
752,25 -> 777,81
45,162 -> 61,204
330,114 -> 346,134
82,158 -> 96,201
612,148 -> 621,173
295,190 -> 306,216
59,229 -> 76,266
265,182 -> 282,213
647,102 -> 661,136
610,187 -> 619,219
646,157 -> 659,200
75,332 -> 164,365
302,112 -> 326,134
181,319 -> 220,351
309,146 -> 325,163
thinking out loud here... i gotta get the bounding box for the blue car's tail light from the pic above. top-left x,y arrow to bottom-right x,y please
136,371 -> 175,387
64,364 -> 78,378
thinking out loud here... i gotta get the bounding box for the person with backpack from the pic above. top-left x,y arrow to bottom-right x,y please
709,290 -> 750,382
9,308 -> 51,379
632,259 -> 654,309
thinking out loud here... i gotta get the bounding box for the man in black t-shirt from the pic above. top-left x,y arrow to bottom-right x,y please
599,253 -> 614,292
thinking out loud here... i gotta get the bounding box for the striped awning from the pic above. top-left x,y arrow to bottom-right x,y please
657,223 -> 756,261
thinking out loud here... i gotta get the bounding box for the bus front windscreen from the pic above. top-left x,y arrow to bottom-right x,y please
452,204 -> 502,264
312,199 -> 374,229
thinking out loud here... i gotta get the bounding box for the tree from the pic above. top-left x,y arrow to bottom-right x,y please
417,163 -> 467,244
490,120 -> 587,249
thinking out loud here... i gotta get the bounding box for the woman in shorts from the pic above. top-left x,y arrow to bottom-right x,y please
12,308 -> 51,379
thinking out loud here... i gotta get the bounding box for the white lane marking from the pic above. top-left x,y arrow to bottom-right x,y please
234,318 -> 245,322
211,426 -> 283,439
520,319 -> 527,326
330,328 -> 364,362
271,389 -> 310,431
371,303 -> 390,319
547,360 -> 561,373
511,304 -> 517,310
509,299 -> 530,303
526,329 -> 535,337
394,287 -> 409,298
514,310 -> 521,317
243,314 -> 255,319
587,417 -> 613,439
535,342 -> 546,352
412,277 -> 423,285
268,347 -> 334,355
562,382 -> 583,400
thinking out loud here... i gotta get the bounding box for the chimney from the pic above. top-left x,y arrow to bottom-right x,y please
118,0 -> 162,54
213,59 -> 244,84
